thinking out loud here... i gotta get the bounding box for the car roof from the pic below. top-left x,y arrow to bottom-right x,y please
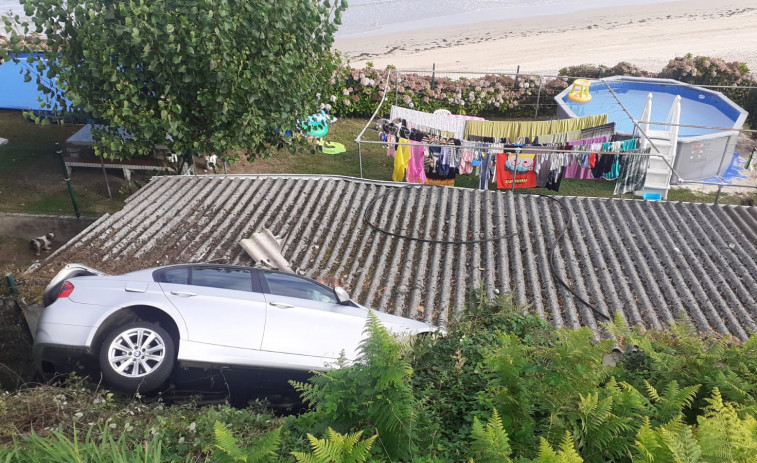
150,263 -> 334,289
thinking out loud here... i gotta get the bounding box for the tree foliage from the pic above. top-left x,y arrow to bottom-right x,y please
3,0 -> 347,160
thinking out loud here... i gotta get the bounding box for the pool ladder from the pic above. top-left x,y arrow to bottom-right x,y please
638,93 -> 681,200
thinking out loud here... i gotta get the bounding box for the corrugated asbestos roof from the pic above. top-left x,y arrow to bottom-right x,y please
38,175 -> 757,339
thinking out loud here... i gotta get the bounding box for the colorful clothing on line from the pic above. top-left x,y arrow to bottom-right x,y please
406,140 -> 427,184
392,138 -> 411,182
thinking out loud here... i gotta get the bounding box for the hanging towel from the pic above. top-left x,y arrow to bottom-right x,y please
464,114 -> 608,140
479,153 -> 492,190
392,138 -> 411,182
614,149 -> 651,195
406,140 -> 427,184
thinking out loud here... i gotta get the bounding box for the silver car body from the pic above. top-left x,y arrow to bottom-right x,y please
35,263 -> 437,375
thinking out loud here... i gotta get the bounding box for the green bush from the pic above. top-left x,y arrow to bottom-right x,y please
282,295 -> 757,462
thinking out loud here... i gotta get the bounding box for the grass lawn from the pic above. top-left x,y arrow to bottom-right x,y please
0,110 -> 134,216
0,110 -> 754,221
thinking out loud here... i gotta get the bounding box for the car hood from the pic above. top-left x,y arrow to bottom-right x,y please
367,308 -> 441,336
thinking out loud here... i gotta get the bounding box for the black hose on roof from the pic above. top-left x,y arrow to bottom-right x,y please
362,184 -> 611,322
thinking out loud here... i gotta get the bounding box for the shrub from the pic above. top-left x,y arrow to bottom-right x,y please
321,67 -> 568,119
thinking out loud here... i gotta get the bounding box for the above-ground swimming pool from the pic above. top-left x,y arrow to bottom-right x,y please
555,76 -> 748,182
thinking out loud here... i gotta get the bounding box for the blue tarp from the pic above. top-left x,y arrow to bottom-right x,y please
0,53 -> 70,112
702,151 -> 748,184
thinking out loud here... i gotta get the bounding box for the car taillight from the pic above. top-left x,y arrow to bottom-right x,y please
57,281 -> 75,299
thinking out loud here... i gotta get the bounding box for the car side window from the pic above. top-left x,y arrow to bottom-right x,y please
155,267 -> 189,284
191,267 -> 252,292
263,272 -> 337,304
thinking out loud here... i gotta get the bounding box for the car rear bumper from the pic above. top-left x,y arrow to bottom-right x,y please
34,320 -> 96,375
33,342 -> 95,375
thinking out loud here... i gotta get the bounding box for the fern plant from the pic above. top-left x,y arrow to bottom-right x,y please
290,312 -> 418,461
291,428 -> 376,463
696,388 -> 757,462
530,432 -> 584,463
643,380 -> 699,425
468,408 -> 512,463
213,420 -> 282,463
634,417 -> 702,463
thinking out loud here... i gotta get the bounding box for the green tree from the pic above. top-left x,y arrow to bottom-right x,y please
3,0 -> 347,160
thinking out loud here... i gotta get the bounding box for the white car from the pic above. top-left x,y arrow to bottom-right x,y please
36,263 -> 438,393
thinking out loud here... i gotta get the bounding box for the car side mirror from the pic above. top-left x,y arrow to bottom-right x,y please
334,286 -> 351,304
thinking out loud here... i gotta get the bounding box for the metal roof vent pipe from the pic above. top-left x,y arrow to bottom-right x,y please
239,228 -> 295,274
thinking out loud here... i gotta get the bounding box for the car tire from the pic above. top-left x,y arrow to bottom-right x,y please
98,321 -> 175,393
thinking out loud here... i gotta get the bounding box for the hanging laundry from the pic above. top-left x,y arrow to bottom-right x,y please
406,140 -> 427,184
535,157 -> 553,187
390,105 -> 467,139
392,137 -> 411,182
464,114 -> 608,140
545,166 -> 564,192
459,141 -> 475,174
478,152 -> 493,190
614,148 -> 651,195
426,142 -> 458,187
496,151 -> 537,189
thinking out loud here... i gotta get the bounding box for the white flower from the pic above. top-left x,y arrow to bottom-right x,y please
188,422 -> 196,432
178,437 -> 185,444
409,102 -> 414,108
330,95 -> 337,103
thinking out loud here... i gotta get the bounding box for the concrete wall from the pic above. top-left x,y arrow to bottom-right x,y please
0,212 -> 97,241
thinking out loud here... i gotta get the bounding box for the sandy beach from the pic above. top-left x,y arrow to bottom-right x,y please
334,0 -> 757,75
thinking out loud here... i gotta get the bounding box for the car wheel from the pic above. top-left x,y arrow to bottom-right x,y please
98,321 -> 175,393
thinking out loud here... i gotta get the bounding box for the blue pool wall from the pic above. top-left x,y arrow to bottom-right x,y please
554,77 -> 748,182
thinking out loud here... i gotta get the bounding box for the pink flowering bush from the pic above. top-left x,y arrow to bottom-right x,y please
658,54 -> 753,87
559,62 -> 653,79
659,54 -> 757,123
322,56 -> 756,126
322,66 -> 568,119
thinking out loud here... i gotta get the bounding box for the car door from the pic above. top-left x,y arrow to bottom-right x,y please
157,265 -> 267,350
257,270 -> 367,361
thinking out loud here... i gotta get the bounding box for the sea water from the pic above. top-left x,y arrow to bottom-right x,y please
1,0 -> 673,38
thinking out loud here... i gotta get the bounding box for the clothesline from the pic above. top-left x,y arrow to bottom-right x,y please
359,138 -> 665,158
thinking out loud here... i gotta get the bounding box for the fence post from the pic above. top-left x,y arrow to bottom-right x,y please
514,65 -> 520,89
394,69 -> 400,108
56,142 -> 81,219
534,75 -> 543,120
98,153 -> 112,199
358,142 -> 364,179
431,63 -> 436,90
